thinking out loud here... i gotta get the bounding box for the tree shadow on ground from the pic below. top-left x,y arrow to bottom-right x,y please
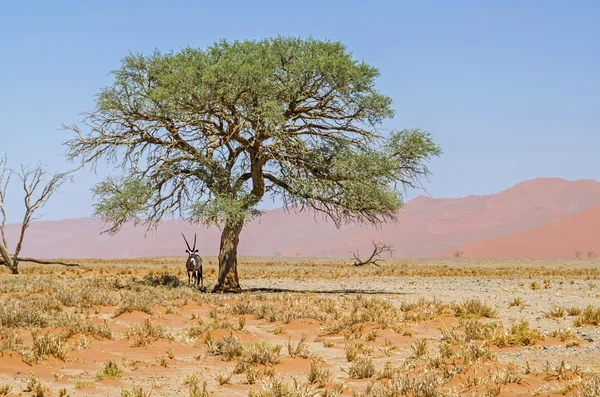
243,287 -> 409,295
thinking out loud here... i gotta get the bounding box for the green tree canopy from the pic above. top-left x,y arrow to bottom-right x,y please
65,36 -> 441,292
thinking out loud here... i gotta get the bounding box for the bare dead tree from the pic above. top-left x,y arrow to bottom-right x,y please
0,154 -> 79,274
351,241 -> 394,267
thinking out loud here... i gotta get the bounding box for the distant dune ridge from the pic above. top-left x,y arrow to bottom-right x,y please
3,177 -> 600,259
442,204 -> 600,259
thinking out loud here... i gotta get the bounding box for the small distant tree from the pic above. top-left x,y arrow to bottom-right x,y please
0,154 -> 78,274
65,37 -> 441,292
454,250 -> 464,258
587,251 -> 597,259
575,251 -> 583,260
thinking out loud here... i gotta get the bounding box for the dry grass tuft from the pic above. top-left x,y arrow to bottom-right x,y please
346,355 -> 375,379
123,318 -> 172,347
573,305 -> 600,326
307,360 -> 332,388
452,299 -> 496,319
96,359 -> 123,380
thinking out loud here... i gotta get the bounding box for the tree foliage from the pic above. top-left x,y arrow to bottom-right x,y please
65,36 -> 441,291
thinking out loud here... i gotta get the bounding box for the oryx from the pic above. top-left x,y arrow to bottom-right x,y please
181,233 -> 204,290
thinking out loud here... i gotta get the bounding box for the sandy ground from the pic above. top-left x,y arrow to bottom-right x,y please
0,258 -> 599,396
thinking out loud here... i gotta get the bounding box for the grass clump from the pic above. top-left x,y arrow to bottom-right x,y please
22,374 -> 49,396
123,318 -> 171,347
113,292 -> 156,317
566,307 -> 582,316
345,342 -> 365,362
507,320 -> 543,346
459,342 -> 495,363
207,333 -> 244,360
307,360 -> 331,388
409,338 -> 429,359
452,299 -> 496,319
347,356 -> 375,379
120,384 -> 151,397
240,341 -> 282,366
142,273 -> 182,288
577,375 -> 600,397
508,297 -> 524,308
287,334 -> 310,358
573,305 -> 600,326
545,306 -> 565,319
96,359 -> 123,380
31,332 -> 68,362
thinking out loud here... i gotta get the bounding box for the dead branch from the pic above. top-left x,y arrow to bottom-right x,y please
7,257 -> 80,267
0,155 -> 73,274
351,241 -> 393,267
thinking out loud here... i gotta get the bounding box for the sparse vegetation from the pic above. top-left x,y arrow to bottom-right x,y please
96,359 -> 123,380
0,257 -> 597,395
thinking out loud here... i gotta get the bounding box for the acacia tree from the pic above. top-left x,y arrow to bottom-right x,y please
65,37 -> 441,292
0,154 -> 78,274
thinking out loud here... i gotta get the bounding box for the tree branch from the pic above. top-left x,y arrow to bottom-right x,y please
1,257 -> 79,267
351,241 -> 393,267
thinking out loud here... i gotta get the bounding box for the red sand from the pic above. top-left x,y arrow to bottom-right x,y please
444,204 -> 600,259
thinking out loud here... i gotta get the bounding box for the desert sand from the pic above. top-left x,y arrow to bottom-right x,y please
0,257 -> 599,396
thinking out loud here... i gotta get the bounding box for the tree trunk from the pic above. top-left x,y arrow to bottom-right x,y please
212,221 -> 244,293
0,243 -> 18,274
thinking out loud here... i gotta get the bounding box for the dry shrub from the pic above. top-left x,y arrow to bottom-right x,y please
508,297 -> 524,308
573,305 -> 600,326
459,342 -> 495,363
307,360 -> 332,388
113,292 -> 156,317
31,332 -> 68,362
345,342 -> 366,362
96,359 -> 123,380
567,307 -> 582,316
288,334 -> 311,359
377,361 -> 398,380
207,332 -> 244,360
22,374 -> 49,396
347,356 -> 375,379
452,299 -> 496,319
356,372 -> 446,397
550,328 -> 576,342
187,317 -> 236,338
240,341 -> 282,366
409,338 -> 428,359
442,319 -> 542,348
577,375 -> 600,397
123,318 -> 171,347
401,298 -> 451,322
544,306 -> 565,319
248,376 -> 318,397
142,273 -> 183,288
0,300 -> 50,328
120,384 -> 151,397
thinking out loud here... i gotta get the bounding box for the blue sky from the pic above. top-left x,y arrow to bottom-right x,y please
0,1 -> 598,222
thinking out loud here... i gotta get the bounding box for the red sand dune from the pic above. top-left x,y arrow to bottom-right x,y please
3,177 -> 600,259
443,204 -> 600,259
